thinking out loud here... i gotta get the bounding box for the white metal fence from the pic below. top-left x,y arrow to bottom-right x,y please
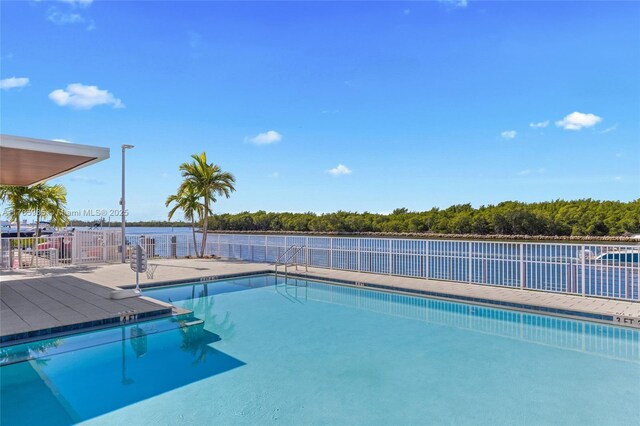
1,231 -> 638,301
0,235 -> 71,269
0,230 -> 203,269
204,234 -> 639,301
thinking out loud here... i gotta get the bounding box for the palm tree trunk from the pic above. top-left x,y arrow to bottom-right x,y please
30,209 -> 41,266
191,217 -> 198,258
16,215 -> 22,268
35,210 -> 41,238
200,197 -> 209,258
31,209 -> 40,266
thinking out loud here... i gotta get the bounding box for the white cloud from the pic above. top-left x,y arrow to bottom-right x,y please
327,164 -> 352,176
49,83 -> 124,109
438,0 -> 468,7
600,124 -> 618,134
614,176 -> 623,181
47,1 -> 95,30
529,120 -> 549,128
47,10 -> 85,25
52,138 -> 72,143
518,168 -> 546,176
59,0 -> 94,6
1,77 -> 29,90
555,112 -> 602,131
246,130 -> 282,145
501,130 -> 517,140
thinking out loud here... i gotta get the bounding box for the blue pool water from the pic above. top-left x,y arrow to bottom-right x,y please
1,275 -> 638,425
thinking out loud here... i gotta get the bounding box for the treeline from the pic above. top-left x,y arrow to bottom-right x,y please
206,200 -> 640,237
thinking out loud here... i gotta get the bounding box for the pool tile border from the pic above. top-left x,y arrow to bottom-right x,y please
118,270 -> 274,290
282,271 -> 625,325
125,269 -> 640,328
0,307 -> 172,345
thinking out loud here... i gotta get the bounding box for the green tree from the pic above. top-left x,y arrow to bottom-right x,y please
178,153 -> 236,257
0,185 -> 36,267
203,199 -> 640,238
166,186 -> 210,256
30,183 -> 69,237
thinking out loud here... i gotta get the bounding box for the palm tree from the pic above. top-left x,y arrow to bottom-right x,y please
178,153 -> 236,258
25,183 -> 68,265
165,186 -> 210,257
29,183 -> 69,237
0,185 -> 36,267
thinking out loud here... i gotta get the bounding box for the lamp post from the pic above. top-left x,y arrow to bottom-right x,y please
121,144 -> 134,263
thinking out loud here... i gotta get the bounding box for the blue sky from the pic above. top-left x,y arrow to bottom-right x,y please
1,0 -> 639,221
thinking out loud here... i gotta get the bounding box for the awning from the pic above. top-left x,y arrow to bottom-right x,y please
0,134 -> 110,186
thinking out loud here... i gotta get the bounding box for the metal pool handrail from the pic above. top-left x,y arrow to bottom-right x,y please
275,245 -> 297,276
284,245 -> 308,278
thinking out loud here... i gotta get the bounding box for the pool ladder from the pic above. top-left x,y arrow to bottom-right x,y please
275,245 -> 308,282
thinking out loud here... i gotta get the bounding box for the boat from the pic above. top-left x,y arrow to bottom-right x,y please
594,249 -> 639,264
1,221 -> 57,238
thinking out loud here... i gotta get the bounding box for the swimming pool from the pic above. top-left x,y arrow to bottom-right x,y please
1,274 -> 638,425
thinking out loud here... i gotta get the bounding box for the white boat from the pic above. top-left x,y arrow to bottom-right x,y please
1,221 -> 57,238
594,249 -> 639,264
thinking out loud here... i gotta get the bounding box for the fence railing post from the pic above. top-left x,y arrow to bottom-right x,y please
329,237 -> 333,269
520,243 -> 525,290
581,244 -> 586,296
71,230 -> 78,265
425,240 -> 429,280
467,241 -> 472,283
388,239 -> 392,275
101,230 -> 107,263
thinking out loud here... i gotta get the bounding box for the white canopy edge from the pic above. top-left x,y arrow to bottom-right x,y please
0,134 -> 110,186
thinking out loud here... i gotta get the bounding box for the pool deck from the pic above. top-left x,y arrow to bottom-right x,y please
0,260 -> 271,345
0,275 -> 180,345
1,259 -> 639,345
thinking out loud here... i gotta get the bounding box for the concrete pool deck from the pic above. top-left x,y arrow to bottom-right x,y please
1,258 -> 639,345
0,258 -> 273,289
0,276 -> 176,344
0,259 -> 270,345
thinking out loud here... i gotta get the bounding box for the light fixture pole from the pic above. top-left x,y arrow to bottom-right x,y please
121,144 -> 134,263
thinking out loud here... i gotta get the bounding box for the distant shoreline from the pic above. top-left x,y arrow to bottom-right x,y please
202,229 -> 640,244
69,224 -> 639,242
70,222 -> 191,228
